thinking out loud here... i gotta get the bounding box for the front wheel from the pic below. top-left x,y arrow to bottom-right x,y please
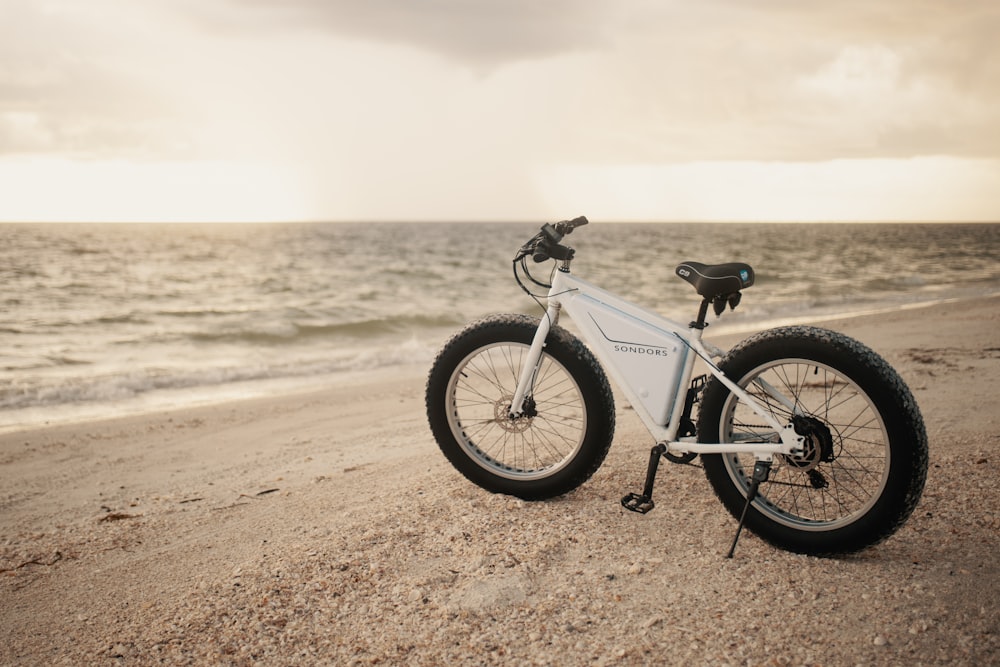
698,326 -> 928,556
426,314 -> 615,500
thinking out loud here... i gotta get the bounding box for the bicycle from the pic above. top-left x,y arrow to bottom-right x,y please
425,217 -> 928,557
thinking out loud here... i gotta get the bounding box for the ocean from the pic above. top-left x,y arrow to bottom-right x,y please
2,222 -> 998,432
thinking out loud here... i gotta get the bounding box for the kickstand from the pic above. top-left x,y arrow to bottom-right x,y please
621,443 -> 667,514
726,460 -> 772,558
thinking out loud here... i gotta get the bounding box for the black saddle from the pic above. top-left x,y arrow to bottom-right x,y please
675,261 -> 754,300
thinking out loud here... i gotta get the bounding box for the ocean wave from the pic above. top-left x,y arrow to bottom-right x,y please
45,355 -> 91,367
0,337 -> 436,412
95,312 -> 150,325
154,307 -> 251,318
186,313 -> 462,344
1,354 -> 92,372
864,275 -> 930,291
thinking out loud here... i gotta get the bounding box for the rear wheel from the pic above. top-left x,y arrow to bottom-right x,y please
698,326 -> 927,556
426,314 -> 615,499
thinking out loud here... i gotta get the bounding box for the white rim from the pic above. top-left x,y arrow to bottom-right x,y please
446,342 -> 587,481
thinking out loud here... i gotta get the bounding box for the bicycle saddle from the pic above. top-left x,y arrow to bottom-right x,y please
675,261 -> 755,299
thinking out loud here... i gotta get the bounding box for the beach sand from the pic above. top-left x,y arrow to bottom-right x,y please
2,296 -> 998,665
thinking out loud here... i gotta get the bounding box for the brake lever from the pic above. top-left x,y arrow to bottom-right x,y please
540,223 -> 564,243
514,232 -> 545,262
534,240 -> 574,262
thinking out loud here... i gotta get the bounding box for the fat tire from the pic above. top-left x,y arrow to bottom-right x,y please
426,313 -> 615,500
698,326 -> 927,556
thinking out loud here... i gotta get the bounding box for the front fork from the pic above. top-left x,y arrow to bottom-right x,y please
508,303 -> 559,418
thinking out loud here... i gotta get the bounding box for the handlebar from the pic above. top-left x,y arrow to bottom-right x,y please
516,216 -> 588,263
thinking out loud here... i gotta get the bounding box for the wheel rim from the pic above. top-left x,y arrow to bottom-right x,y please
718,359 -> 890,531
446,342 -> 587,481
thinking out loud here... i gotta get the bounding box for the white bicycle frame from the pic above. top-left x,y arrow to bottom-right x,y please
510,262 -> 805,460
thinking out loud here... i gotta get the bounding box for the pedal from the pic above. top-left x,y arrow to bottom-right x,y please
621,492 -> 655,514
621,443 -> 667,515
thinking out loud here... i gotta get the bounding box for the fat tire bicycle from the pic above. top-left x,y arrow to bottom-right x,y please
425,218 -> 928,557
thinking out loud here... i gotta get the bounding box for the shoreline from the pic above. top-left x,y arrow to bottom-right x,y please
708,290 -> 1000,337
5,291 -> 998,437
0,363 -> 433,436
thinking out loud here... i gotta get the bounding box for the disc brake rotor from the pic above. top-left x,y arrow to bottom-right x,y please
494,396 -> 536,433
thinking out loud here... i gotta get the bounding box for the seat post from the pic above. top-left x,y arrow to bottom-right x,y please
690,298 -> 711,330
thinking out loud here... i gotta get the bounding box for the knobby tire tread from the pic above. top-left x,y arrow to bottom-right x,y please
425,313 -> 616,500
698,325 -> 928,556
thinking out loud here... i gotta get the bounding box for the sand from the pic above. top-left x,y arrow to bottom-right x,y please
2,296 -> 998,666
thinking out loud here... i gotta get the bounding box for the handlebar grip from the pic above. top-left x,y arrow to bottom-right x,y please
555,216 -> 588,235
541,216 -> 589,243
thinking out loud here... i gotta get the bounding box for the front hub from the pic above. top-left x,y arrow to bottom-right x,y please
499,396 -> 536,433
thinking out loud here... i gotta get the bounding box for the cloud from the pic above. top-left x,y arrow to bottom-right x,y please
202,0 -> 617,68
1,0 -> 998,169
547,1 -> 1000,162
205,0 -> 996,161
0,2 -> 192,158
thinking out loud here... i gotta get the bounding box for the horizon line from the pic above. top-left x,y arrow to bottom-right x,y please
2,219 -> 998,225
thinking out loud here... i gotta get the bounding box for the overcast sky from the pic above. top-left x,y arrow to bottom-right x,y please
1,0 -> 998,222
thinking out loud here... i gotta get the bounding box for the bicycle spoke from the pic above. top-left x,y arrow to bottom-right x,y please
448,342 -> 587,478
723,358 -> 890,527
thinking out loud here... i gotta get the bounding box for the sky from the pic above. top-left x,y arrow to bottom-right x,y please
1,0 -> 998,223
